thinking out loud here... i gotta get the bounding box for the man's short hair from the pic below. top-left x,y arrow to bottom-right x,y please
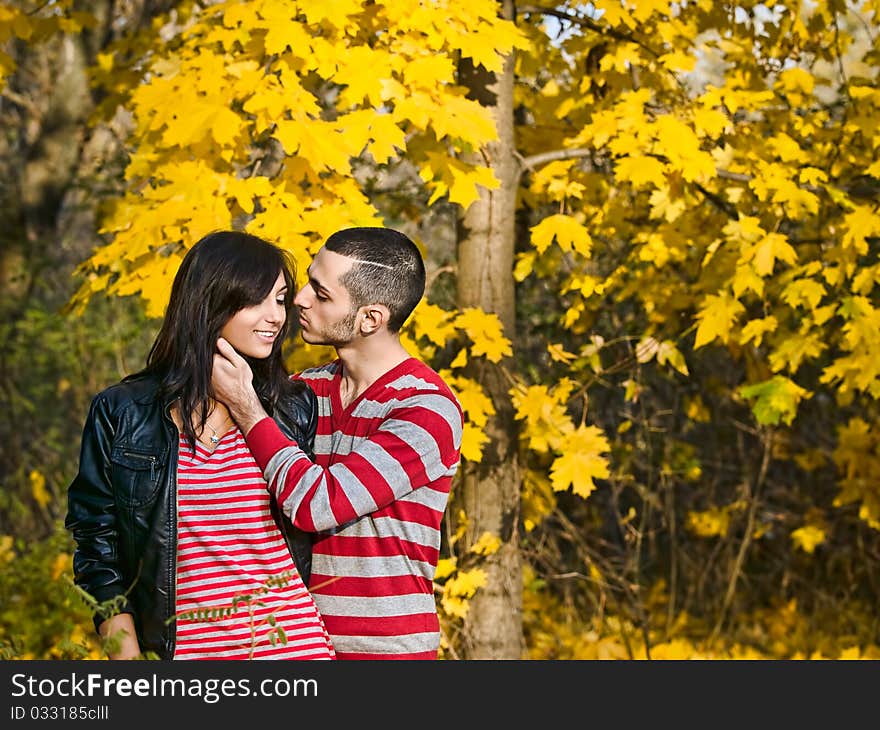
324,227 -> 426,332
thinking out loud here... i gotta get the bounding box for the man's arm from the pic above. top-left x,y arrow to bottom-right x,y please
212,339 -> 463,532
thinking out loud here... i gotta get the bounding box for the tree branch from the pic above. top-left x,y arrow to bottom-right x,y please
518,147 -> 593,174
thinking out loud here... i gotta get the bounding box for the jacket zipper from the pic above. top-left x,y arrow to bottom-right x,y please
168,410 -> 180,659
122,451 -> 157,481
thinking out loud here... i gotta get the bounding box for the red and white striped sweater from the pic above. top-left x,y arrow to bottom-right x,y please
173,430 -> 335,660
246,357 -> 463,659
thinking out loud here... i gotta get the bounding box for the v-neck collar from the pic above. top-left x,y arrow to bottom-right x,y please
329,357 -> 416,422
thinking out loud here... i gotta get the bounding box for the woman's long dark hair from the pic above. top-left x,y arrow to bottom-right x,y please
132,230 -> 297,450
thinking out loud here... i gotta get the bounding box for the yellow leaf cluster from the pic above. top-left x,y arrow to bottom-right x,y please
549,425 -> 611,499
469,531 -> 502,557
832,417 -> 880,530
76,0 -> 526,314
0,535 -> 12,564
522,468 -> 556,532
686,502 -> 744,538
438,568 -> 487,619
29,470 -> 49,508
510,380 -> 575,453
452,308 -> 512,363
441,372 -> 494,463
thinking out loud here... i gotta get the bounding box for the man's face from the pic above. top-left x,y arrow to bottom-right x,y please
293,247 -> 360,347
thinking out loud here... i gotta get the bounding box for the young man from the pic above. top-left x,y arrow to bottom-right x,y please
212,227 -> 464,659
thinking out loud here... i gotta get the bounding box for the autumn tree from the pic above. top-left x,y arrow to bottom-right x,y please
506,0 -> 880,657
22,0 -> 880,659
0,0 -> 175,659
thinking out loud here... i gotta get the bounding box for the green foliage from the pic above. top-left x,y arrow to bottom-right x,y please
0,523 -> 100,659
0,290 -> 157,542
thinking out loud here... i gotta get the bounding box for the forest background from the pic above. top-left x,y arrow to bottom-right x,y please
1,0 -> 879,661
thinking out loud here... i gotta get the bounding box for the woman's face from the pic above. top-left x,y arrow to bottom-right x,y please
219,271 -> 287,359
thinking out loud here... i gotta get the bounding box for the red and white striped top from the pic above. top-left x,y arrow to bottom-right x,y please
173,428 -> 335,660
246,357 -> 463,660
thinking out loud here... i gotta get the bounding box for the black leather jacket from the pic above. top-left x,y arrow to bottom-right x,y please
65,372 -> 317,660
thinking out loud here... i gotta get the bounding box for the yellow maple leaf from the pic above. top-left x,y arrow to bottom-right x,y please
768,133 -> 807,163
364,113 -> 407,165
448,14 -> 524,74
470,531 -> 502,556
261,9 -> 314,56
273,119 -> 349,173
434,557 -> 457,581
657,340 -> 689,375
433,93 -> 499,148
740,316 -> 778,347
739,375 -> 811,426
402,52 -> 456,90
732,264 -> 765,298
649,186 -> 687,222
694,292 -> 746,348
447,162 -> 500,209
394,90 -> 436,132
159,97 -> 217,147
449,349 -> 467,369
335,45 -> 393,107
133,251 -> 185,318
454,307 -> 512,362
614,154 -> 667,188
790,525 -> 825,554
447,376 -> 494,430
723,214 -> 765,243
693,105 -> 729,138
659,50 -> 696,72
461,421 -> 489,464
547,342 -> 576,363
842,206 -> 880,254
530,214 -> 592,255
549,425 -> 610,499
781,278 -> 826,311
439,568 -> 487,619
209,103 -> 244,147
751,232 -> 798,276
411,301 -> 458,346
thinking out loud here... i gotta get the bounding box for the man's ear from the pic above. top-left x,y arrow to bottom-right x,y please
359,303 -> 390,335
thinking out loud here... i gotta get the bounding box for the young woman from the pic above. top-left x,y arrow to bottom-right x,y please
65,230 -> 334,660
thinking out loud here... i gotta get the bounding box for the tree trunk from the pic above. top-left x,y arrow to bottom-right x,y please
453,0 -> 524,659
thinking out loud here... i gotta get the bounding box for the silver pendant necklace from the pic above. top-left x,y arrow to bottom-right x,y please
206,415 -> 232,446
